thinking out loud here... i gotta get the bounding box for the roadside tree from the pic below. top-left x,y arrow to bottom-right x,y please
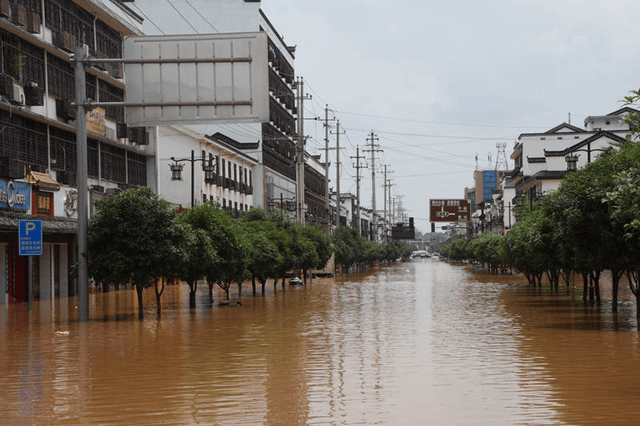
88,187 -> 184,318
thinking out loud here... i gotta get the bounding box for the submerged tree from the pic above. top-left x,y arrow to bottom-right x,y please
88,187 -> 184,318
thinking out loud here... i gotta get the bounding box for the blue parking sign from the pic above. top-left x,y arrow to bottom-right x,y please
19,220 -> 42,256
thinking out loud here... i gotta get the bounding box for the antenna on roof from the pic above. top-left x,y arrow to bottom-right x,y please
568,112 -> 571,125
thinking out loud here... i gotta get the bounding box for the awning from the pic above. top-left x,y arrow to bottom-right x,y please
26,169 -> 60,192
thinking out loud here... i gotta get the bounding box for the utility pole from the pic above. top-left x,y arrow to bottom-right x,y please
351,147 -> 368,237
323,105 -> 335,233
332,120 -> 345,229
295,77 -> 311,224
364,131 -> 381,242
383,165 -> 391,242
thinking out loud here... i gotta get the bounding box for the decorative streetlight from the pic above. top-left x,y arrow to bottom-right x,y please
169,149 -> 217,207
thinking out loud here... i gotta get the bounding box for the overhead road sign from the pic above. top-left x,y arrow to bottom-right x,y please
430,199 -> 470,222
123,32 -> 269,126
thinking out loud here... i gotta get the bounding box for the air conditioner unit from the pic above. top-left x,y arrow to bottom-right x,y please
116,122 -> 128,138
10,83 -> 24,105
24,82 -> 43,106
105,127 -> 116,140
0,157 -> 27,179
0,74 -> 12,96
56,99 -> 75,119
108,62 -> 123,79
0,0 -> 9,19
57,171 -> 75,186
129,127 -> 148,145
52,31 -> 77,53
26,12 -> 40,34
10,3 -> 26,26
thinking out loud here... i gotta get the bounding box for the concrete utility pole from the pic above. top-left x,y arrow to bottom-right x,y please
323,105 -> 335,233
351,147 -> 368,236
295,77 -> 311,224
364,131 -> 381,242
332,120 -> 345,228
74,46 -> 89,322
383,166 -> 393,242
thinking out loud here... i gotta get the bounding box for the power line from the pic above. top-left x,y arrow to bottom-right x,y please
183,0 -> 219,32
132,4 -> 166,34
335,110 -> 548,130
165,0 -> 199,33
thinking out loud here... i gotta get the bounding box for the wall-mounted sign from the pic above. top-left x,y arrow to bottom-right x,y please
0,180 -> 30,210
86,107 -> 106,136
430,199 -> 470,222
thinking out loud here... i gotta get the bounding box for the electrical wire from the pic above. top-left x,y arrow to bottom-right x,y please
165,0 -> 199,33
335,110 -> 549,130
132,4 -> 166,34
183,0 -> 220,32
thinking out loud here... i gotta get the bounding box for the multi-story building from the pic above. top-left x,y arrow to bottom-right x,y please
502,107 -> 634,230
133,0 -> 328,226
0,0 -> 146,306
157,127 -> 257,213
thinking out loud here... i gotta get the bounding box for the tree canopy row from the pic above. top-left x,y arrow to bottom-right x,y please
87,187 -> 411,317
440,104 -> 640,317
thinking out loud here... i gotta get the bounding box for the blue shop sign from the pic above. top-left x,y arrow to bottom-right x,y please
0,180 -> 30,210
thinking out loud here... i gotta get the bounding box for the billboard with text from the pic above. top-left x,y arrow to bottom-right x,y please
430,199 -> 470,222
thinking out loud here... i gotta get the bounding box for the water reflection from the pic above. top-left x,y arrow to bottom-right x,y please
2,261 -> 640,424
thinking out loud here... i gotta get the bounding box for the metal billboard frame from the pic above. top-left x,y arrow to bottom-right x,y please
71,32 -> 269,321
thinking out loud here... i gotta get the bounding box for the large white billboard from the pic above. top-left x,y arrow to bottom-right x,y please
123,32 -> 268,126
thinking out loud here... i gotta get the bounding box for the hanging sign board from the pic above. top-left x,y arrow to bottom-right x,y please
430,199 -> 470,222
123,32 -> 269,126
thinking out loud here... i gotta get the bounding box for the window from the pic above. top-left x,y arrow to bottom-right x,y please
221,159 -> 226,178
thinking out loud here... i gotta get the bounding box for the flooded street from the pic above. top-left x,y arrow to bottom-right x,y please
2,259 -> 640,425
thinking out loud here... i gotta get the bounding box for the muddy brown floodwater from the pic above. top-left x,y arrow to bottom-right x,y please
1,259 -> 640,425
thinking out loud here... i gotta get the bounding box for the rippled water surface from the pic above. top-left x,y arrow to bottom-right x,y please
1,260 -> 640,425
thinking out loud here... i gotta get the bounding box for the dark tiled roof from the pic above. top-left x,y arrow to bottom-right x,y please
544,130 -> 627,157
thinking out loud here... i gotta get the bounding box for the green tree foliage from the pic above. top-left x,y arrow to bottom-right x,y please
172,220 -> 219,308
240,210 -> 284,291
87,187 -> 184,317
469,233 -> 504,273
179,204 -> 248,301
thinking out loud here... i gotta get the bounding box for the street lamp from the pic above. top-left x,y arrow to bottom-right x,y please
169,150 -> 217,207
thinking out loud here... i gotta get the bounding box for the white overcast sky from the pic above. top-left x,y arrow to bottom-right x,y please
129,0 -> 640,231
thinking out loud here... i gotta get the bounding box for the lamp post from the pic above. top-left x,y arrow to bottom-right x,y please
169,150 -> 217,207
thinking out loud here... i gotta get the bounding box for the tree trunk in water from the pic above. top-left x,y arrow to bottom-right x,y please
136,285 -> 144,319
261,278 -> 266,294
225,286 -> 230,301
611,269 -> 622,313
593,271 -> 601,306
274,277 -> 277,291
583,274 -> 588,303
252,277 -> 256,295
303,270 -> 307,285
281,276 -> 286,290
188,279 -> 197,309
208,282 -> 214,303
237,278 -> 242,298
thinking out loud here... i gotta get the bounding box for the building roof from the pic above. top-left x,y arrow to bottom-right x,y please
519,122 -> 585,138
606,106 -> 640,117
26,169 -> 60,192
206,132 -> 260,163
543,130 -> 627,157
